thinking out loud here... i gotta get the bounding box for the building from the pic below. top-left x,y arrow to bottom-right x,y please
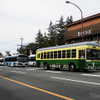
65,13 -> 100,44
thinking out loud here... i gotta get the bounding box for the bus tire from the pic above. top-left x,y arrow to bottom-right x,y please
7,63 -> 9,67
84,69 -> 88,72
33,63 -> 35,67
44,63 -> 50,70
13,63 -> 15,67
55,68 -> 60,70
69,63 -> 76,71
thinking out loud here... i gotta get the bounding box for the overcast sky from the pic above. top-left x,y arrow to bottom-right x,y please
0,0 -> 100,55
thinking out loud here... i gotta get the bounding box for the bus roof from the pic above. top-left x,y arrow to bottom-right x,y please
5,54 -> 28,58
29,54 -> 36,57
37,42 -> 100,51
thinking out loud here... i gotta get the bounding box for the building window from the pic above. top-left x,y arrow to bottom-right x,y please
71,40 -> 75,43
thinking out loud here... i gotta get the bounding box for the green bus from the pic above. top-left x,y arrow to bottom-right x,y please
36,42 -> 100,71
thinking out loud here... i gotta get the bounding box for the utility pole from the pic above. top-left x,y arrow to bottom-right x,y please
17,37 -> 24,54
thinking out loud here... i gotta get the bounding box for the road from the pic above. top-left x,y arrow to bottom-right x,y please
0,66 -> 100,100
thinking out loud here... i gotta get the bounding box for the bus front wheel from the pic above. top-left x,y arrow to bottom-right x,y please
44,63 -> 50,70
69,63 -> 76,71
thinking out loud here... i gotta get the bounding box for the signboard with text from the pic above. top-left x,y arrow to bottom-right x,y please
73,30 -> 91,37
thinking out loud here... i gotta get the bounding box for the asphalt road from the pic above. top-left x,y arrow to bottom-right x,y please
0,66 -> 100,100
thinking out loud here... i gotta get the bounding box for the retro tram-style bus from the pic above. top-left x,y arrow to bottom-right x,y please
5,55 -> 28,67
36,42 -> 100,71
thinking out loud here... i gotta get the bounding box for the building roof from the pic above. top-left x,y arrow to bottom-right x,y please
37,42 -> 100,51
67,13 -> 100,27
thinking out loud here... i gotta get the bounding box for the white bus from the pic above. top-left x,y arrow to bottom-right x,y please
5,55 -> 28,67
28,54 -> 36,67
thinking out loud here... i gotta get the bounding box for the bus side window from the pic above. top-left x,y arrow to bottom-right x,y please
58,51 -> 61,58
79,50 -> 85,58
62,50 -> 65,58
47,52 -> 50,59
54,51 -> 57,58
72,49 -> 76,58
44,52 -> 46,59
51,52 -> 53,58
41,53 -> 43,59
67,50 -> 70,58
37,54 -> 40,58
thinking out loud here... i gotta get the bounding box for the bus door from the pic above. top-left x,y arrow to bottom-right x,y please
78,49 -> 85,59
78,49 -> 86,69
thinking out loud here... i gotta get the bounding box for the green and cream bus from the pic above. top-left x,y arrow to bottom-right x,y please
36,42 -> 100,71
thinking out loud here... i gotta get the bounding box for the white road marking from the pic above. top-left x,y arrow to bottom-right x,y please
46,71 -> 62,74
26,68 -> 36,71
13,68 -> 21,70
25,68 -> 36,70
81,74 -> 100,77
51,76 -> 100,86
11,70 -> 26,74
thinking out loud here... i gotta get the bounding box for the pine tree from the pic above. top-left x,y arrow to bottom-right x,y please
35,29 -> 44,48
56,16 -> 66,45
47,21 -> 57,46
66,16 -> 73,24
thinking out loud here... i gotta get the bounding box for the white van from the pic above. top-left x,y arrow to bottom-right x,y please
28,54 -> 36,67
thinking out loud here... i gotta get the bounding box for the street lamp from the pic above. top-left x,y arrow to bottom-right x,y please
66,1 -> 84,42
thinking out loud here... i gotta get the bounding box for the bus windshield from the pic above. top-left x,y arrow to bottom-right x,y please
17,57 -> 28,62
86,49 -> 100,60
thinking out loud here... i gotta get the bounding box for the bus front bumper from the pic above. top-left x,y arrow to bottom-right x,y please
87,66 -> 100,70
